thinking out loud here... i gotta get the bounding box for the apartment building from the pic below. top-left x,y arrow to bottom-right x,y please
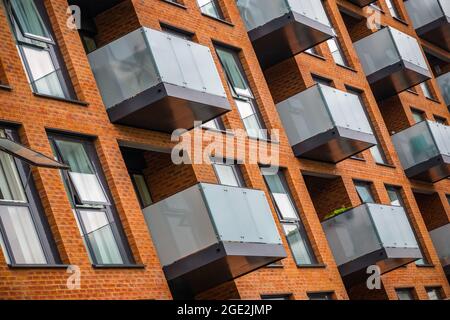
0,0 -> 448,300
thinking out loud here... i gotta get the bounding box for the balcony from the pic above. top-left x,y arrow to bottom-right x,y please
88,27 -> 231,132
345,0 -> 377,7
437,72 -> 450,107
354,27 -> 431,100
236,0 -> 334,69
392,121 -> 450,183
322,204 -> 422,286
405,0 -> 449,51
430,224 -> 450,278
69,0 -> 124,16
276,84 -> 377,163
143,183 -> 286,298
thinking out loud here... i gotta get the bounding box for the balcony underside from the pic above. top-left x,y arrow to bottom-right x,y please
340,247 -> 422,287
416,16 -> 450,52
164,241 -> 286,299
291,127 -> 377,163
346,0 -> 378,7
367,61 -> 431,100
405,154 -> 450,183
248,12 -> 334,69
107,82 -> 231,133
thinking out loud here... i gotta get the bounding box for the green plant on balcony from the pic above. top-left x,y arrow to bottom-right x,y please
324,206 -> 352,220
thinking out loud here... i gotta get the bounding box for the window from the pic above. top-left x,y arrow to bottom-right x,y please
261,167 -> 317,266
411,109 -> 426,123
355,181 -> 375,203
420,82 -> 434,100
387,186 -> 427,265
308,292 -> 334,300
312,75 -> 333,86
216,46 -> 267,139
396,288 -> 416,300
5,0 -> 75,99
386,186 -> 403,207
197,0 -> 223,19
161,24 -> 193,40
347,87 -> 387,164
305,46 -> 320,56
261,294 -> 292,300
50,135 -> 134,266
385,0 -> 401,19
131,174 -> 152,208
327,38 -> 348,67
0,128 -> 61,266
211,158 -> 244,187
426,287 -> 443,300
434,116 -> 447,125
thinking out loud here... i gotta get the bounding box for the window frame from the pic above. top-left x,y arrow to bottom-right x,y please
261,167 -> 317,266
211,157 -> 245,188
49,134 -> 135,266
0,127 -> 61,266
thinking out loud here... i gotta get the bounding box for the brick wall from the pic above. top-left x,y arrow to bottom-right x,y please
0,0 -> 448,300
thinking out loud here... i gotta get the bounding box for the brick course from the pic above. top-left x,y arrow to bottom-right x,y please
0,0 -> 448,300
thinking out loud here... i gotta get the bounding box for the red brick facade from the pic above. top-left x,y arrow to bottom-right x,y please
0,0 -> 448,300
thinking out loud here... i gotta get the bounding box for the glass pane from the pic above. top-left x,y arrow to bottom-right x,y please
11,0 -> 52,41
0,205 -> 46,264
282,223 -> 314,265
387,188 -> 402,206
276,85 -> 333,145
397,289 -> 414,300
213,164 -> 240,187
54,140 -> 94,174
427,288 -> 442,300
390,27 -> 429,70
79,210 -> 123,265
370,145 -> 386,164
132,174 -> 152,208
437,72 -> 450,106
355,182 -> 375,203
322,205 -> 382,266
216,47 -> 251,97
272,193 -> 298,220
0,150 -> 27,202
392,121 -> 440,170
197,0 -> 222,18
0,137 -> 67,169
69,172 -> 108,204
430,223 -> 450,267
87,28 -> 159,109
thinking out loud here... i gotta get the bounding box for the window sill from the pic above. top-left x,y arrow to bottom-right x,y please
425,97 -> 441,104
297,263 -> 327,269
160,0 -> 187,10
92,264 -> 146,269
0,84 -> 12,91
375,162 -> 396,169
415,263 -> 435,268
350,156 -> 366,162
248,135 -> 280,144
8,264 -> 71,269
303,51 -> 326,61
33,92 -> 89,106
201,13 -> 234,27
336,63 -> 357,73
393,17 -> 409,26
201,126 -> 235,136
406,89 -> 419,96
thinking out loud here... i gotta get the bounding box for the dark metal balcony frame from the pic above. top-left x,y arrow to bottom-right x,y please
339,245 -> 421,287
165,241 -> 286,299
248,11 -> 334,69
345,0 -> 378,7
412,6 -> 450,52
405,154 -> 450,183
106,82 -> 231,133
367,59 -> 432,101
292,126 -> 377,164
